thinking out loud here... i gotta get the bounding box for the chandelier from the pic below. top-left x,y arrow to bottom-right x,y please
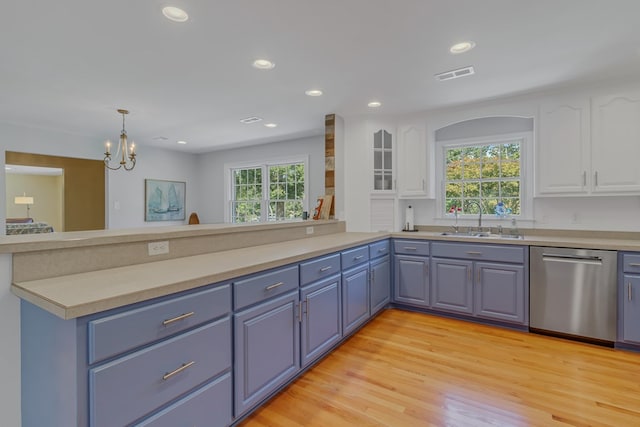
104,109 -> 137,171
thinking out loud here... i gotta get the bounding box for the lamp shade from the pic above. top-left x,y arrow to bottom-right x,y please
15,196 -> 34,205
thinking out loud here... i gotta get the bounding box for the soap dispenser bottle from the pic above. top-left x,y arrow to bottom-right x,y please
510,217 -> 519,236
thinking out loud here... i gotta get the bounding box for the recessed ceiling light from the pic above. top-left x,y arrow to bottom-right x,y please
368,101 -> 382,108
177,140 -> 188,145
162,6 -> 189,22
252,59 -> 275,70
264,123 -> 278,128
305,89 -> 323,97
449,41 -> 476,54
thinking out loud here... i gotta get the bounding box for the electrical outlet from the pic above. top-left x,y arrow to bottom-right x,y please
148,241 -> 169,256
306,226 -> 314,235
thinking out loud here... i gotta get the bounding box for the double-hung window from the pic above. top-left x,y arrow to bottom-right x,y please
227,157 -> 307,223
442,137 -> 523,217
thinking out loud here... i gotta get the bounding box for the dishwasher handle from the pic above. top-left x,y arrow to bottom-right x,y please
542,253 -> 603,264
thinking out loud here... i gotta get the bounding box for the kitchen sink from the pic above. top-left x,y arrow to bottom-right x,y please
439,231 -> 523,240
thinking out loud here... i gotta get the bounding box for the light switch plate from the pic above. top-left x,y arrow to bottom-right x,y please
306,226 -> 314,235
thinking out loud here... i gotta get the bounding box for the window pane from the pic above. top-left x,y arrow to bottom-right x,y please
502,143 -> 520,160
482,198 -> 499,216
383,172 -> 393,190
481,161 -> 499,178
446,148 -> 463,180
463,181 -> 480,197
374,172 -> 382,190
502,198 -> 520,215
445,183 -> 462,199
233,202 -> 260,223
501,161 -> 520,178
374,130 -> 382,149
501,181 -> 520,197
374,151 -> 382,169
383,131 -> 392,149
464,199 -> 482,215
481,181 -> 499,198
463,160 -> 481,179
446,199 -> 462,213
383,151 -> 392,170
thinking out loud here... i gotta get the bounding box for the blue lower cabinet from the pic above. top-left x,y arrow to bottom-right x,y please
370,256 -> 391,315
89,318 -> 231,427
475,262 -> 525,323
134,372 -> 232,427
342,264 -> 370,335
234,290 -> 301,418
300,274 -> 342,367
431,258 -> 474,314
394,255 -> 430,307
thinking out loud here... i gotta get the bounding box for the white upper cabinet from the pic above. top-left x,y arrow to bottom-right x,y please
591,92 -> 640,193
371,125 -> 395,193
396,123 -> 430,198
536,97 -> 590,195
536,90 -> 640,196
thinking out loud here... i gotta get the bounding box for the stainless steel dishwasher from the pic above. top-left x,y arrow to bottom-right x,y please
530,246 -> 617,344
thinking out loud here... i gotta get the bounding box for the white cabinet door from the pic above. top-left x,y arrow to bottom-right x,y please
591,92 -> 640,193
536,98 -> 590,195
397,124 -> 429,198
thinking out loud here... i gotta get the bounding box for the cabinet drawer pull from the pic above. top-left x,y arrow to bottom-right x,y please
629,283 -> 633,302
404,247 -> 418,251
163,361 -> 195,381
162,311 -> 195,326
319,266 -> 333,272
583,171 -> 586,186
265,281 -> 285,291
629,263 -> 640,267
378,248 -> 386,253
466,251 -> 482,255
354,255 -> 364,260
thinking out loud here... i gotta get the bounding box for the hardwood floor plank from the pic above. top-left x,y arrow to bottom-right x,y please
237,309 -> 640,426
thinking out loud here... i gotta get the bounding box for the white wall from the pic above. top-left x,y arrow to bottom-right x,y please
196,135 -> 325,223
340,77 -> 640,232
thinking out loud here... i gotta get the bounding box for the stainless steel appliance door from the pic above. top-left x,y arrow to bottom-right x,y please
530,246 -> 617,342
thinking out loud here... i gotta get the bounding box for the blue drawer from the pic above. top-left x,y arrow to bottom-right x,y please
394,239 -> 430,256
623,254 -> 640,274
89,318 -> 231,427
300,253 -> 341,286
341,246 -> 369,270
431,242 -> 525,263
234,265 -> 299,310
88,284 -> 231,364
135,372 -> 232,427
369,240 -> 390,259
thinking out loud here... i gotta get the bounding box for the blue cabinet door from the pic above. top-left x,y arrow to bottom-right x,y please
370,256 -> 391,315
234,291 -> 300,417
431,257 -> 473,314
475,262 -> 525,323
622,274 -> 640,344
393,255 -> 429,307
300,274 -> 342,367
342,265 -> 370,335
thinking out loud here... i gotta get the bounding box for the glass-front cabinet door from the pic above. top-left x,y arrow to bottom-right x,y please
373,129 -> 393,191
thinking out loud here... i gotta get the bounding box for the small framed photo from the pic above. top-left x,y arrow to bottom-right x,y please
145,179 -> 186,222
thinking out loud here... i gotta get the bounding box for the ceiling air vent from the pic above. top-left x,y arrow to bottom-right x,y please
435,66 -> 475,82
239,116 -> 263,124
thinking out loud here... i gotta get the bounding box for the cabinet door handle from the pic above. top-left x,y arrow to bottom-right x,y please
594,171 -> 598,187
583,171 -> 586,186
354,255 -> 364,261
298,301 -> 303,323
305,297 -> 310,319
404,247 -> 417,251
320,266 -> 333,272
422,179 -> 425,191
265,281 -> 284,291
371,269 -> 376,283
629,263 -> 640,267
466,251 -> 482,256
629,283 -> 633,302
163,361 -> 195,381
162,311 -> 195,326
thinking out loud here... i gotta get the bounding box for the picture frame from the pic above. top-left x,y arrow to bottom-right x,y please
145,179 -> 186,222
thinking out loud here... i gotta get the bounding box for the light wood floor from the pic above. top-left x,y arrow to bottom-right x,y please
238,309 -> 640,427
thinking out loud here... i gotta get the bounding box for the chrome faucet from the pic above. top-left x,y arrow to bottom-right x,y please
465,200 -> 483,231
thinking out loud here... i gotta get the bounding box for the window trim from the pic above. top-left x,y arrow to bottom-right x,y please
435,131 -> 533,221
224,155 -> 309,223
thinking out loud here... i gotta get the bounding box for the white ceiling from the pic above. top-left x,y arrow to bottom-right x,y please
2,0 -> 640,153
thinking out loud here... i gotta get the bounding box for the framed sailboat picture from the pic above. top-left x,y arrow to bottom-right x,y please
144,179 -> 186,222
